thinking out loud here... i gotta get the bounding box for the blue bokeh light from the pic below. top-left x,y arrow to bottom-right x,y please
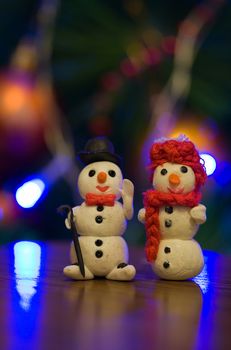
14,241 -> 41,311
200,153 -> 216,176
15,179 -> 45,208
193,257 -> 209,295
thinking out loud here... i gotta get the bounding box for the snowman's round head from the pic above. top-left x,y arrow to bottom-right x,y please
78,161 -> 123,199
149,136 -> 207,193
153,162 -> 196,193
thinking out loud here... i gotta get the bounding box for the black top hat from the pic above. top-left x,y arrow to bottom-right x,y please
77,137 -> 122,166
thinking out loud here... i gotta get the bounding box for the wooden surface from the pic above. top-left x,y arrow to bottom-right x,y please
0,241 -> 231,350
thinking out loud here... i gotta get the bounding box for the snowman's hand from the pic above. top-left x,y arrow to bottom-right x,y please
65,218 -> 71,229
190,204 -> 207,224
65,207 -> 79,230
121,179 -> 134,220
65,212 -> 72,230
138,208 -> 146,224
121,179 -> 134,199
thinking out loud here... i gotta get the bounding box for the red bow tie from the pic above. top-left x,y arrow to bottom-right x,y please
85,193 -> 116,206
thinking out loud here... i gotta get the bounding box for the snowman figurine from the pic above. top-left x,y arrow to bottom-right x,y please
63,137 -> 136,281
138,136 -> 207,280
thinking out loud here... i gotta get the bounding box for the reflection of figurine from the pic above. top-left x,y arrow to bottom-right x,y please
153,281 -> 202,348
65,280 -> 137,319
63,137 -> 136,281
138,136 -> 207,280
64,280 -> 138,348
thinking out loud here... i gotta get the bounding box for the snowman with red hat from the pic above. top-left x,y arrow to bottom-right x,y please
63,137 -> 136,281
138,135 -> 207,280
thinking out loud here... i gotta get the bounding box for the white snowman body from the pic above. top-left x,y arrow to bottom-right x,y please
159,205 -> 198,240
139,161 -> 206,280
64,160 -> 136,281
73,201 -> 127,237
69,236 -> 129,276
152,239 -> 204,280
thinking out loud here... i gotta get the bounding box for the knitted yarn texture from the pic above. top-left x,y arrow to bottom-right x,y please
144,138 -> 207,262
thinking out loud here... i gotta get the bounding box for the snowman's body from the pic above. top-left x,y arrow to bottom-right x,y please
70,236 -> 129,276
152,204 -> 204,280
74,201 -> 127,237
64,159 -> 136,281
159,205 -> 198,240
153,238 -> 204,280
139,157 -> 207,281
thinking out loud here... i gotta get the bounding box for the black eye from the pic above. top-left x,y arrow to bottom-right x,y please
180,166 -> 188,173
161,168 -> 168,175
88,170 -> 96,177
108,170 -> 116,177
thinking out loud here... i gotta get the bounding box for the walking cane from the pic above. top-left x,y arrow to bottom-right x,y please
57,205 -> 85,278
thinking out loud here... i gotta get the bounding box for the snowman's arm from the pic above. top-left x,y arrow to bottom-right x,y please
65,206 -> 80,229
190,204 -> 207,224
121,179 -> 134,220
138,208 -> 146,224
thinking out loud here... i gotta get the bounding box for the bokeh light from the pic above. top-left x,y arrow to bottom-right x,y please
14,241 -> 41,311
168,118 -> 216,151
0,191 -> 19,223
200,153 -> 217,176
15,179 -> 45,208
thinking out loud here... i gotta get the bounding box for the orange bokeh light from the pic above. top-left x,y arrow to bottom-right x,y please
168,119 -> 216,152
0,82 -> 31,116
0,191 -> 19,224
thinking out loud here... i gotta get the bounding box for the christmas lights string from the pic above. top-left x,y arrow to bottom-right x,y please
84,0 -> 225,142
0,1 -> 225,217
149,0 -> 226,139
11,0 -> 80,209
87,30 -> 176,125
35,0 -> 79,193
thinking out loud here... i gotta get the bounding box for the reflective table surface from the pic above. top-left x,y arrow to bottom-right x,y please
0,241 -> 231,350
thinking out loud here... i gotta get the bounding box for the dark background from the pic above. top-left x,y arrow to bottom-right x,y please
0,0 -> 231,253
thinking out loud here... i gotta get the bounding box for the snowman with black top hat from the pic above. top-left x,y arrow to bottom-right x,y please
63,137 -> 136,281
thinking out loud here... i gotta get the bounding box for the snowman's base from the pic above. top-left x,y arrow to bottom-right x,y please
63,264 -> 94,280
63,263 -> 136,281
152,239 -> 204,280
106,264 -> 136,281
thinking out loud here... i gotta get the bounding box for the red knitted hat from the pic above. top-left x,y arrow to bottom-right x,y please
148,136 -> 207,189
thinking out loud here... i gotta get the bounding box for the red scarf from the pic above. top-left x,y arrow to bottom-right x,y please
143,189 -> 201,262
85,193 -> 116,206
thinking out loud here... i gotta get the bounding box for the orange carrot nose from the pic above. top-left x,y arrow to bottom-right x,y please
169,173 -> 180,186
97,171 -> 107,183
